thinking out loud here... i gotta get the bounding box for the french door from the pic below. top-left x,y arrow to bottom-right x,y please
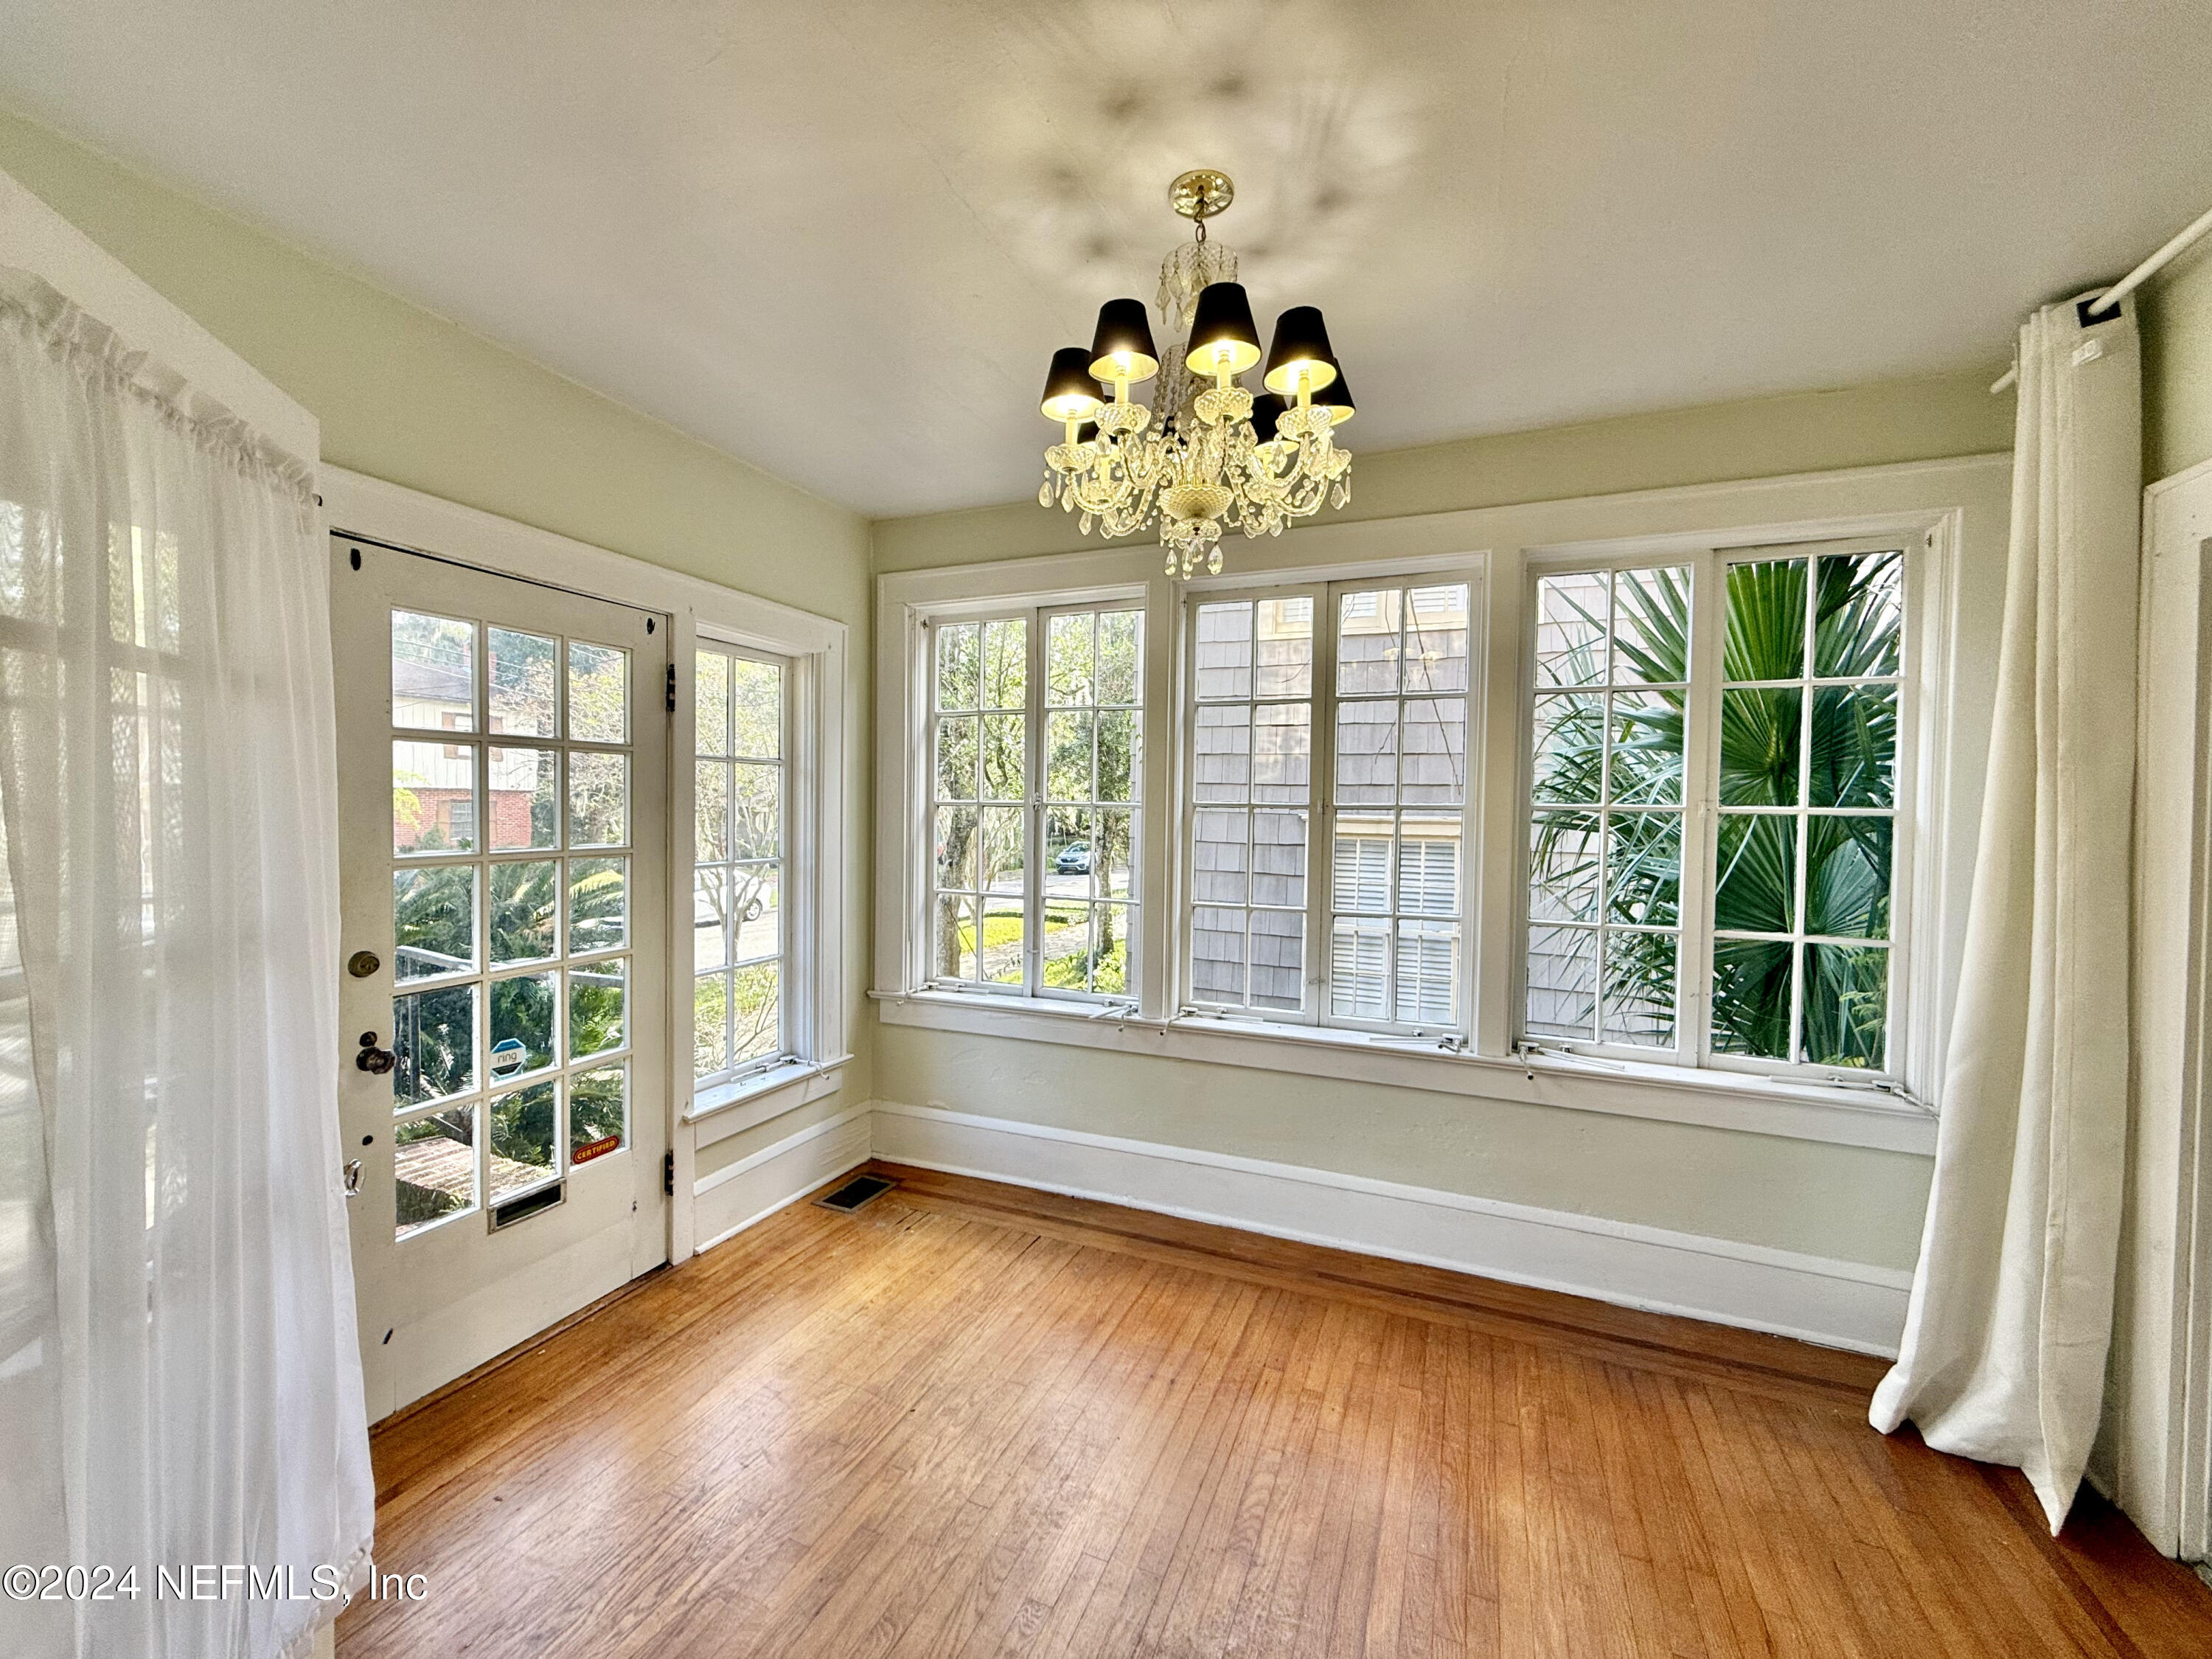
330,535 -> 669,1420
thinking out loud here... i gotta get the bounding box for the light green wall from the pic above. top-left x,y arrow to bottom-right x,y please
876,1029 -> 1932,1268
0,108 -> 875,1116
874,371 -> 2013,572
2143,240 -> 2212,484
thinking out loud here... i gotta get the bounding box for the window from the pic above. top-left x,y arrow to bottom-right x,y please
1186,578 -> 1472,1032
928,604 -> 1143,999
693,644 -> 790,1083
1523,540 -> 1907,1074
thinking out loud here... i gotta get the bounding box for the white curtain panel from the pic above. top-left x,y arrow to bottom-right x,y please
1870,294 -> 2142,1531
0,270 -> 373,1658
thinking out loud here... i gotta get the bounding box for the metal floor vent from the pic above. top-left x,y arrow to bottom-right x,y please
815,1174 -> 895,1213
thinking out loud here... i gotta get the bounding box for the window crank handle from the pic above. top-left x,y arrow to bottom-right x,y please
355,1030 -> 397,1074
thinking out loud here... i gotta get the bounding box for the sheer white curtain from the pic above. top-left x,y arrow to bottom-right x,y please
0,270 -> 373,1657
1871,293 -> 2142,1531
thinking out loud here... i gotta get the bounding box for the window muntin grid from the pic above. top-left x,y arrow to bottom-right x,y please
1524,566 -> 1690,1050
692,644 -> 790,1084
1190,596 -> 1315,1013
388,609 -> 634,1239
1710,549 -> 1902,1069
1519,543 -> 1907,1076
928,606 -> 1144,999
1327,582 -> 1471,1029
1185,579 -> 1472,1034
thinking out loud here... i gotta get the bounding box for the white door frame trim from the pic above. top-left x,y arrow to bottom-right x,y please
321,465 -> 852,1262
2107,453 -> 2212,1559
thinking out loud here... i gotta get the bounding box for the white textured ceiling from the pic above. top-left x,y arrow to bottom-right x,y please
4,1 -> 2211,516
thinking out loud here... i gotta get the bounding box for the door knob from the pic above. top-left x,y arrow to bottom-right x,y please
344,1159 -> 364,1199
355,1031 -> 396,1074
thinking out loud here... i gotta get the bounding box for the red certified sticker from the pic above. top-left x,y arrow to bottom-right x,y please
571,1135 -> 622,1166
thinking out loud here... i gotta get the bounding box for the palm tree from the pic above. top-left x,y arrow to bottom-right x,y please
1534,552 -> 1898,1064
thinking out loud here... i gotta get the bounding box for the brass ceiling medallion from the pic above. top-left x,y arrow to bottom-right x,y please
1168,168 -> 1235,223
1034,170 -> 1355,579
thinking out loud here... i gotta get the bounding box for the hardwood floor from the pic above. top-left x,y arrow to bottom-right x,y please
340,1162 -> 2212,1658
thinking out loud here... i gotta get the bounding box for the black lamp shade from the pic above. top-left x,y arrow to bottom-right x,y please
1040,346 -> 1105,422
1089,299 -> 1158,383
1184,282 -> 1263,377
1249,392 -> 1288,445
1263,306 -> 1340,396
1314,369 -> 1354,425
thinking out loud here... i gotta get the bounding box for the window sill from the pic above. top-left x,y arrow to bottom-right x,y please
685,1054 -> 855,1150
868,990 -> 1936,1155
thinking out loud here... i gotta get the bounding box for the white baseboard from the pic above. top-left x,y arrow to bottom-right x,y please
869,1099 -> 1911,1357
692,1104 -> 872,1254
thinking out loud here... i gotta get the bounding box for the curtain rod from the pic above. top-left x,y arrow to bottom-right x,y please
1988,200 -> 2212,394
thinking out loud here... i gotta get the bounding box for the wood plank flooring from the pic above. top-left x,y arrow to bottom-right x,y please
338,1162 -> 2212,1658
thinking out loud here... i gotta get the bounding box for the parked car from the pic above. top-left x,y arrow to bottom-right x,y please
1054,841 -> 1092,874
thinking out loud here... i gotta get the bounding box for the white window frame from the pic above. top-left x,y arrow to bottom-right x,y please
874,461 -> 1996,1156
322,466 -> 855,1263
1514,535 -> 1927,1088
922,598 -> 1146,1004
1178,574 -> 1478,1040
691,639 -> 799,1089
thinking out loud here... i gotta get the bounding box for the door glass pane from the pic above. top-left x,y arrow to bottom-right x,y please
488,626 -> 556,738
487,860 -> 558,966
396,1106 -> 476,1237
488,1079 -> 557,1203
487,746 -> 558,849
731,962 -> 780,1062
394,866 -> 475,981
394,740 -> 476,855
490,970 -> 556,1079
568,751 -> 629,847
567,857 -> 626,954
393,984 -> 475,1107
569,956 -> 627,1058
568,641 -> 628,744
392,611 -> 474,732
570,1063 -> 627,1165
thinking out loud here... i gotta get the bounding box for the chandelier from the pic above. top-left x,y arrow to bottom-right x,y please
1036,169 -> 1354,578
